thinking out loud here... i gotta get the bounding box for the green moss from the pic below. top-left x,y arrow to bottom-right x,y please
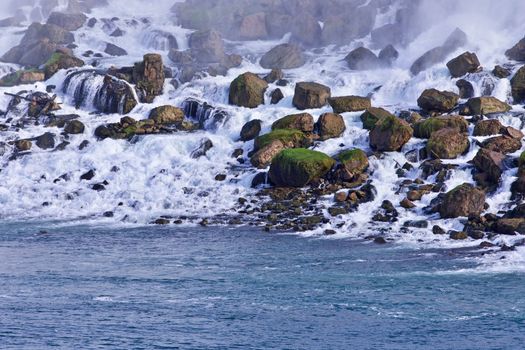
519,151 -> 525,167
44,52 -> 63,67
122,125 -> 137,137
360,107 -> 393,130
413,116 -> 468,138
254,129 -> 308,151
0,68 -> 43,87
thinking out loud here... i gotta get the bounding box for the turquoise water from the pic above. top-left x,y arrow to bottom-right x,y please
0,223 -> 524,349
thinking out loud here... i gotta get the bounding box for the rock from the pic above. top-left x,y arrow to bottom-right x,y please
47,12 -> 87,31
269,148 -> 335,187
80,170 -> 95,181
400,198 -> 416,209
369,115 -> 413,152
64,120 -> 85,134
291,14 -> 321,47
133,54 -> 165,103
149,105 -> 184,125
481,135 -> 521,154
250,140 -> 285,169
472,148 -> 505,185
438,183 -> 486,218
333,149 -> 368,182
328,96 -> 371,113
344,47 -> 381,70
466,97 -> 511,115
0,70 -> 45,87
360,107 -> 394,130
456,79 -> 474,99
43,50 -> 84,79
432,225 -> 446,235
240,119 -> 262,141
263,69 -> 283,83
254,129 -> 310,152
95,75 -> 137,114
260,43 -> 305,69
239,12 -> 267,40
110,28 -> 124,37
473,119 -> 503,136
506,37 -> 525,61
15,140 -> 32,151
446,52 -> 480,77
511,66 -> 525,103
87,18 -> 97,28
35,132 -> 55,149
417,89 -> 459,113
316,113 -> 346,140
188,29 -> 225,63
292,82 -> 331,110
373,237 -> 387,244
449,231 -> 468,240
503,126 -> 524,140
493,65 -> 511,78
229,72 -> 268,108
413,115 -> 468,138
190,138 -> 213,159
104,43 -> 127,56
378,45 -> 399,66
270,89 -> 284,105
427,128 -> 469,159
272,113 -> 314,133
494,218 -> 525,235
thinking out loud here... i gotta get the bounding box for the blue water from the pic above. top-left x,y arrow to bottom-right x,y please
0,223 -> 524,349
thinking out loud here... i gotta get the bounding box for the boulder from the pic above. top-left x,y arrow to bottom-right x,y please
438,183 -> 485,218
240,119 -> 262,141
369,115 -> 413,152
149,105 -> 184,124
473,119 -> 503,136
64,120 -> 85,134
481,135 -> 521,154
269,148 -> 335,187
254,129 -> 311,152
473,148 -> 505,185
378,45 -> 399,66
344,47 -> 381,70
190,138 -> 214,159
417,89 -> 459,113
43,51 -> 84,79
104,43 -> 127,56
466,97 -> 511,115
188,30 -> 225,63
133,53 -> 165,103
250,140 -> 285,169
427,128 -> 469,159
334,149 -> 369,182
506,37 -> 525,61
328,96 -> 371,113
35,132 -> 55,149
263,69 -> 283,83
291,14 -> 322,47
47,12 -> 87,31
21,22 -> 74,46
270,89 -> 284,105
229,72 -> 268,108
239,12 -> 267,40
272,113 -> 314,133
360,107 -> 395,130
316,113 -> 346,140
494,218 -> 525,235
413,115 -> 468,138
511,66 -> 525,103
492,65 -> 511,78
260,44 -> 305,69
292,82 -> 331,110
456,79 -> 474,99
446,52 -> 480,77
0,70 -> 45,87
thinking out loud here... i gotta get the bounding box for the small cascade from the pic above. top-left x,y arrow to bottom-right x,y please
182,98 -> 229,130
141,30 -> 178,51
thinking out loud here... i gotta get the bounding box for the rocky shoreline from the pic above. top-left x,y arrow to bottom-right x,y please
1,0 -> 525,252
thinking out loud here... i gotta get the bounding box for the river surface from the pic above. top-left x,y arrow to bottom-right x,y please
0,222 -> 524,349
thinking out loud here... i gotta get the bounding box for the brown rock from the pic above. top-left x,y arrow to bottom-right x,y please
292,82 -> 331,110
250,140 -> 286,169
439,183 -> 486,218
239,12 -> 267,40
369,115 -> 413,152
272,113 -> 314,133
494,218 -> 525,235
473,148 -> 505,184
417,89 -> 459,113
229,72 -> 268,108
481,136 -> 521,154
149,105 -> 184,124
316,113 -> 346,140
473,119 -> 503,136
328,95 -> 371,113
133,53 -> 165,103
446,51 -> 480,77
466,97 -> 511,115
427,128 -> 469,159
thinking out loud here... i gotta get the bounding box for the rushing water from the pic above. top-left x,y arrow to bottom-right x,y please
0,223 -> 524,349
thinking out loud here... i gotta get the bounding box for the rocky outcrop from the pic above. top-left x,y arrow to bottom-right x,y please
446,52 -> 480,77
269,148 -> 335,187
427,128 -> 469,159
316,113 -> 346,140
229,72 -> 268,108
328,96 -> 371,113
360,107 -> 395,130
413,115 -> 468,138
260,44 -> 305,69
438,183 -> 486,218
272,113 -> 314,133
292,82 -> 331,110
133,54 -> 165,103
465,97 -> 511,115
369,115 -> 413,152
417,89 -> 459,113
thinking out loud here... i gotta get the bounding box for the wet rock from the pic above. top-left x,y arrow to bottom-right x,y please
449,231 -> 468,240
47,12 -> 87,31
15,140 -> 32,151
190,138 -> 213,159
0,70 -> 46,87
251,140 -> 286,169
110,28 -> 124,37
263,69 -> 284,83
400,198 -> 416,209
272,113 -> 314,133
254,129 -> 311,152
64,120 -> 85,134
494,218 -> 525,235
510,66 -> 525,103
473,119 -> 503,136
260,44 -> 305,69
43,50 -> 84,79
404,220 -> 428,229
413,115 -> 468,138
270,89 -> 284,105
332,149 -> 368,182
369,115 -> 413,152
360,107 -> 394,130
229,72 -> 268,108
149,105 -> 184,124
466,97 -> 511,115
316,113 -> 346,140
417,89 -> 459,113
378,45 -> 399,66
35,132 -> 55,149
427,128 -> 469,159
344,47 -> 381,70
292,82 -> 331,110
269,148 -> 335,187
80,170 -> 95,181
239,12 -> 267,40
481,136 -> 521,155
104,43 -> 127,56
188,29 -> 225,63
472,148 -> 505,185
492,65 -> 511,78
456,79 -> 474,99
373,237 -> 387,244
505,36 -> 525,61
328,96 -> 371,113
446,52 -> 480,77
432,225 -> 446,235
503,126 -> 524,140
438,183 -> 486,218
132,54 -> 165,103
240,119 -> 262,141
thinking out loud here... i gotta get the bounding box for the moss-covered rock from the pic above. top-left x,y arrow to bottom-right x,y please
149,105 -> 184,124
466,97 -> 511,115
269,148 -> 335,187
417,88 -> 459,113
413,115 -> 468,138
427,128 -> 469,159
333,149 -> 369,181
271,113 -> 314,132
438,183 -> 486,218
360,107 -> 395,130
254,129 -> 311,151
473,119 -> 503,136
43,51 -> 84,79
369,115 -> 413,151
229,72 -> 268,108
511,65 -> 525,103
0,69 -> 45,87
328,95 -> 371,113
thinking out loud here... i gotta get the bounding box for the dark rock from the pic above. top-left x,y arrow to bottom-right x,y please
438,183 -> 486,218
417,89 -> 459,113
511,66 -> 525,103
292,82 -> 331,110
263,69 -> 283,83
446,52 -> 480,77
506,37 -> 525,61
344,47 -> 381,70
35,132 -> 55,149
456,79 -> 474,99
481,136 -> 521,155
104,43 -> 127,56
493,65 -> 511,78
47,12 -> 87,31
240,119 -> 262,141
291,13 -> 321,47
190,138 -> 213,158
378,44 -> 399,66
472,148 -> 505,185
432,225 -> 446,235
80,170 -> 95,181
473,119 -> 503,136
427,128 -> 469,159
369,115 -> 413,152
270,88 -> 284,105
494,218 -> 525,235
64,120 -> 85,134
